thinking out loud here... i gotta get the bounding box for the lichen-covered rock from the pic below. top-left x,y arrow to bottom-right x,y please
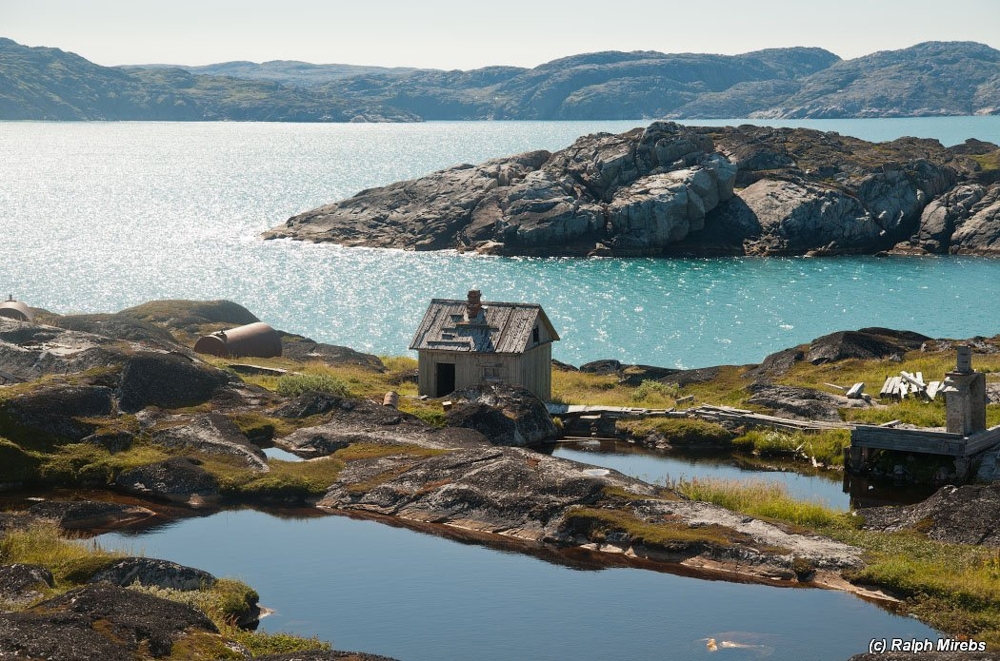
447,383 -> 558,446
264,122 -> 736,255
736,179 -> 883,254
27,500 -> 154,530
805,328 -> 930,365
0,583 -> 218,659
0,319 -> 130,382
88,557 -> 216,591
861,483 -> 1000,546
116,352 -> 231,412
114,457 -> 220,505
52,313 -> 181,351
0,563 -> 53,605
909,183 -> 988,252
2,385 -> 114,441
746,384 -> 857,422
151,414 -> 267,470
950,184 -> 1000,254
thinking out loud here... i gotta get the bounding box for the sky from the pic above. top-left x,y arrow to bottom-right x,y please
3,0 -> 999,70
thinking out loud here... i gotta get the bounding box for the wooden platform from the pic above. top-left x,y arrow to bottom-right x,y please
851,424 -> 1000,458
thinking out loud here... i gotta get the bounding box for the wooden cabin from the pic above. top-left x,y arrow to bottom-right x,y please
409,290 -> 559,400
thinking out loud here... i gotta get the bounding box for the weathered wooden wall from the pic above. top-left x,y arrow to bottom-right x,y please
417,342 -> 552,400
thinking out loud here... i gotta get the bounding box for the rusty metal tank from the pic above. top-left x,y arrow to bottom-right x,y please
193,322 -> 282,359
0,296 -> 34,322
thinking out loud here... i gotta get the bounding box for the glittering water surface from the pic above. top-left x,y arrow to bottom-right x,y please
3,117 -> 1000,368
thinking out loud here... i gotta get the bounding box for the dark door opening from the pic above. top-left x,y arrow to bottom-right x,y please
436,362 -> 456,397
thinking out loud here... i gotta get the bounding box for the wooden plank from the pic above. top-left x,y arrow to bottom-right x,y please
846,382 -> 865,399
926,381 -> 942,401
825,382 -> 846,391
901,371 -> 926,390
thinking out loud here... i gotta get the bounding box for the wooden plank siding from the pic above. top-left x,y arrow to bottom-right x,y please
416,343 -> 553,400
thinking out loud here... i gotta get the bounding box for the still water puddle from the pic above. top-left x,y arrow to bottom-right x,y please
98,508 -> 936,661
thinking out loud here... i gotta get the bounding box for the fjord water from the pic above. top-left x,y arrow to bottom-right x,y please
7,117 -> 996,659
3,117 -> 1000,368
98,509 -> 937,661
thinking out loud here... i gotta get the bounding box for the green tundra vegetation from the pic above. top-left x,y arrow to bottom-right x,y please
4,316 -> 1000,647
0,521 -> 330,658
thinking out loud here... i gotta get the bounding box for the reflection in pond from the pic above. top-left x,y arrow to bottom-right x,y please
547,440 -> 934,510
98,509 -> 937,661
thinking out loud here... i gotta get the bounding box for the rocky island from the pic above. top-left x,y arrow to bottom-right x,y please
264,122 -> 1000,257
2,299 -> 1000,658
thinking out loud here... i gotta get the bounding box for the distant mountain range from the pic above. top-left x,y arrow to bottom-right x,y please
2,37 -> 998,122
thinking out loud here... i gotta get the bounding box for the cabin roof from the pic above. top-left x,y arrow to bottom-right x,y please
409,298 -> 559,354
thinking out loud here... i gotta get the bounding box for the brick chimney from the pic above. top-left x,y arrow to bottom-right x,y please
466,289 -> 483,322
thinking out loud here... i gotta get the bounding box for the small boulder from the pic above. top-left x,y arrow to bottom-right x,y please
0,582 -> 218,659
2,385 -> 114,442
0,563 -> 53,605
114,457 -> 219,505
116,352 -> 231,412
151,414 -> 267,470
746,384 -> 852,422
88,557 -> 216,591
446,383 -> 558,446
27,500 -> 154,530
806,328 -> 930,365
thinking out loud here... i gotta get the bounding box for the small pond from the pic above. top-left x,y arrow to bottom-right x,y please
550,440 -> 935,510
98,509 -> 938,661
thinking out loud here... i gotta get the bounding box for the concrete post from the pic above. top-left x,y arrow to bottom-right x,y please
944,346 -> 987,436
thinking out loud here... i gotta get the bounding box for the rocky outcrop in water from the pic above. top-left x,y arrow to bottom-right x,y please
265,122 -> 738,256
266,122 -> 998,257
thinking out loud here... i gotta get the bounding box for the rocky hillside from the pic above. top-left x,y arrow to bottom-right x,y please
263,121 -> 1000,257
2,38 -> 998,121
0,38 -> 416,122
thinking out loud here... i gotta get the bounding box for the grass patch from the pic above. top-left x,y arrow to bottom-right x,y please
551,370 -> 642,406
617,417 -> 733,448
842,398 -> 947,427
275,373 -> 352,398
731,429 -> 854,467
831,527 -> 1000,645
630,379 -> 679,403
0,520 -> 124,586
333,442 -> 448,462
971,151 -> 1000,172
37,442 -> 171,487
223,627 -> 331,657
217,456 -> 345,499
565,506 -> 748,548
674,477 -> 844,528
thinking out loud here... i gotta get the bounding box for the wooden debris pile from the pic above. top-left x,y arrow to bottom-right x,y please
878,371 -> 945,401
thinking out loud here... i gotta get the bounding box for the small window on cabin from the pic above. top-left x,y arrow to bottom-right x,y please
532,326 -> 540,344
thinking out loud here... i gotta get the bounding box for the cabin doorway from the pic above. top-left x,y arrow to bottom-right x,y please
435,362 -> 456,397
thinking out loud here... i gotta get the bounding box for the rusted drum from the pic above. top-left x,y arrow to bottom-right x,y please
194,322 -> 282,358
0,297 -> 34,322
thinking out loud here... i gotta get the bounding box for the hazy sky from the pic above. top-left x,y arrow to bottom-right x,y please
3,0 -> 999,69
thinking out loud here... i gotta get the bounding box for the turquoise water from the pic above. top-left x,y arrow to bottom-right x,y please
2,118 -> 1000,367
98,509 -> 937,661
